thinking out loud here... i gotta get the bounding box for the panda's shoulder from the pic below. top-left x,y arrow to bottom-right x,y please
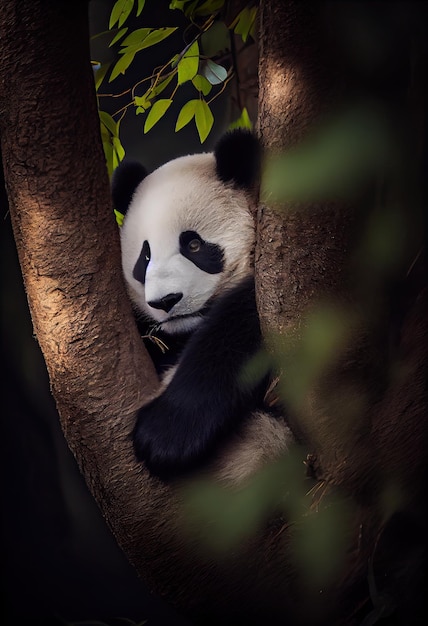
207,277 -> 257,326
182,277 -> 260,367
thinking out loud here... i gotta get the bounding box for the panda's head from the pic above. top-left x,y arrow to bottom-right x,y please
112,130 -> 261,334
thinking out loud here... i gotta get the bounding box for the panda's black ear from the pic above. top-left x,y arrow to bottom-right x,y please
111,161 -> 148,215
214,129 -> 261,190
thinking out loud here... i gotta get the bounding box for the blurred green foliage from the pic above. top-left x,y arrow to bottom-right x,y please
182,447 -> 354,589
182,447 -> 311,554
95,1 -> 424,611
180,90 -> 420,594
262,104 -> 395,205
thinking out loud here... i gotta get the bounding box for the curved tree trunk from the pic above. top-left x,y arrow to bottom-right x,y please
256,1 -> 427,621
0,2 -> 296,624
0,0 -> 166,574
257,0 -> 427,498
1,1 -> 426,625
257,2 -> 350,332
257,1 -> 367,486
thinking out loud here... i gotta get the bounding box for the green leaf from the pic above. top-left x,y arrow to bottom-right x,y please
121,27 -> 151,47
112,148 -> 119,172
100,124 -> 110,143
192,74 -> 212,96
103,140 -> 115,177
202,59 -> 227,85
175,99 -> 198,131
136,27 -> 177,49
136,0 -> 146,16
109,27 -> 128,47
169,0 -> 199,16
170,53 -> 180,69
94,62 -> 110,91
134,94 -> 152,111
110,29 -> 177,82
113,136 -> 126,161
109,0 -> 134,29
194,0 -> 225,17
99,110 -> 118,135
230,6 -> 257,43
144,99 -> 173,133
114,209 -> 125,227
151,73 -> 175,97
121,27 -> 177,54
169,0 -> 191,11
176,98 -> 215,140
194,99 -> 214,142
134,73 -> 175,112
177,40 -> 199,84
100,110 -> 125,176
109,51 -> 135,81
229,106 -> 252,130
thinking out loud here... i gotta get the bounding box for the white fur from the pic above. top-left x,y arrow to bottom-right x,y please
212,411 -> 293,485
120,152 -> 255,334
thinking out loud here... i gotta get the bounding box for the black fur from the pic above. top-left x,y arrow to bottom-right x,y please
179,231 -> 224,274
112,161 -> 147,215
215,129 -> 261,190
132,277 -> 267,480
114,131 -> 268,479
142,328 -> 192,375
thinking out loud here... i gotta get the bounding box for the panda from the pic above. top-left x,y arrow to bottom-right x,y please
112,130 -> 291,481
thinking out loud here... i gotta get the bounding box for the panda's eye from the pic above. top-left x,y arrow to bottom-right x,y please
179,230 -> 223,274
188,238 -> 201,253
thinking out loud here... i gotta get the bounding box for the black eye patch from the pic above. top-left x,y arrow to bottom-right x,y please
179,230 -> 224,274
133,240 -> 151,284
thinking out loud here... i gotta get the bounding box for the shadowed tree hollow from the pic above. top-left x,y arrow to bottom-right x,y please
1,1 -> 427,625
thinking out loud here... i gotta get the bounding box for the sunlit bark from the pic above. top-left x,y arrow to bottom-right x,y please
0,0 -> 161,582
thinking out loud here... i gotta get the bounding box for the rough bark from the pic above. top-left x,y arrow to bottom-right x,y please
257,1 -> 351,335
0,0 -> 166,562
257,0 -> 427,483
0,2 -> 296,625
257,1 -> 427,621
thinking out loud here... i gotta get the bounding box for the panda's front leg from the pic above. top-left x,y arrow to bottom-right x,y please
132,345 -> 257,480
132,385 -> 225,480
133,277 -> 264,480
133,396 -> 207,480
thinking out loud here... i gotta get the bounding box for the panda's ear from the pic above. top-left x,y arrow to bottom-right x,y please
214,129 -> 261,190
111,161 -> 148,215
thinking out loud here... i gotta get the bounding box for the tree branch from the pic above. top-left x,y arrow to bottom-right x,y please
0,0 -> 161,576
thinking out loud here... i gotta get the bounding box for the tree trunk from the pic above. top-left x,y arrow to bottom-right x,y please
0,2 -> 294,624
257,2 -> 350,332
257,0 -> 427,621
257,0 -> 427,492
0,0 -> 186,605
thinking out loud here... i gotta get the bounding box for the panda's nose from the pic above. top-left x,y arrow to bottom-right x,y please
148,292 -> 183,313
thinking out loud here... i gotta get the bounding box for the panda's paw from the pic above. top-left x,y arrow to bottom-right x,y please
132,396 -> 212,480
